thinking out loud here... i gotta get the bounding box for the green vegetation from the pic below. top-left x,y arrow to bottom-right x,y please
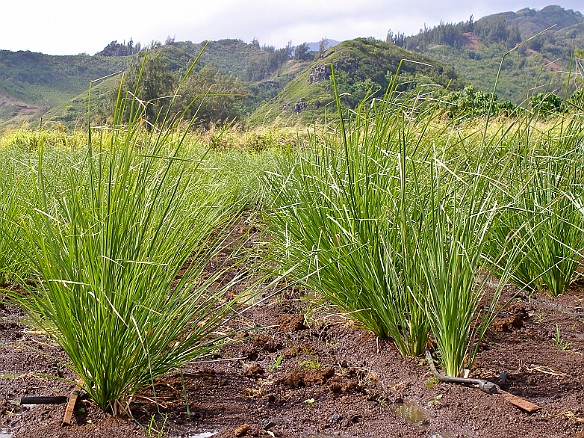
0,50 -> 128,128
552,324 -> 573,350
3,5 -> 584,130
252,38 -> 463,124
484,119 -> 584,296
265,83 -> 433,357
14,129 -> 254,414
1,80 -> 583,406
400,6 -> 584,103
1,4 -> 584,416
264,77 -> 584,376
0,78 -> 273,413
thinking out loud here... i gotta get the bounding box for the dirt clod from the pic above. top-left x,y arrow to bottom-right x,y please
243,363 -> 265,379
276,314 -> 306,331
234,423 -> 252,436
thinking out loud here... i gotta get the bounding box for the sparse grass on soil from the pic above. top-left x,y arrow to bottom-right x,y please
0,219 -> 582,437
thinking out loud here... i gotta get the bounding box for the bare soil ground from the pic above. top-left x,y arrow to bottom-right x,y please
1,227 -> 583,437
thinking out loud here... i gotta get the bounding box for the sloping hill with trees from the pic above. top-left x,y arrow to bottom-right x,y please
251,37 -> 464,124
6,38 -> 321,129
0,50 -> 129,128
2,5 -> 584,129
394,5 -> 584,103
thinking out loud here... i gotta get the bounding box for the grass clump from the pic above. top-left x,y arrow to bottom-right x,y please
266,76 -> 521,376
8,68 -> 258,414
485,118 -> 584,296
418,157 -> 506,376
266,83 -> 434,357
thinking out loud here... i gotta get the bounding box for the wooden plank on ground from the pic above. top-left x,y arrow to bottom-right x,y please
498,390 -> 541,413
62,385 -> 82,426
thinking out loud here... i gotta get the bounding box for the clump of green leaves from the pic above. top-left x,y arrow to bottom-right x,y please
10,62 -> 256,415
441,85 -> 519,119
552,324 -> 572,350
266,83 -> 433,357
267,74 -> 523,376
485,120 -> 584,296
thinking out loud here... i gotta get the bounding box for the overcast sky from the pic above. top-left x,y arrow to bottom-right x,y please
3,1 -> 583,55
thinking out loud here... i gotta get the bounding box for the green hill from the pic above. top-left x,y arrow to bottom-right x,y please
399,5 -> 584,103
3,5 -> 584,129
0,38 -> 465,129
6,39 -> 311,129
0,51 -> 129,128
251,38 -> 464,124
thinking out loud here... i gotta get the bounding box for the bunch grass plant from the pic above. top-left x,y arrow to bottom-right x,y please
0,158 -> 24,282
484,117 -> 584,296
266,76 -> 436,357
418,157 -> 510,376
8,56 -> 258,414
267,71 -> 526,375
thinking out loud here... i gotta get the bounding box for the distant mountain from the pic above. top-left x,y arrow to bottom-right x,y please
1,5 -> 583,129
398,5 -> 584,103
306,40 -> 340,52
500,5 -> 583,35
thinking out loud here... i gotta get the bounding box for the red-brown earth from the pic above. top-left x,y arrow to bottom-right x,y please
0,224 -> 583,437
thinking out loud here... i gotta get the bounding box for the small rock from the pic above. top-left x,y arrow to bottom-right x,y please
329,413 -> 343,424
280,370 -> 306,388
262,418 -> 276,430
244,364 -> 265,379
253,335 -> 282,353
234,423 -> 252,437
341,414 -> 362,428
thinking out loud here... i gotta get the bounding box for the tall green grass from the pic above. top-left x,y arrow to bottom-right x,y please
266,89 -> 437,356
484,117 -> 584,296
0,147 -> 43,281
7,61 -> 259,414
418,156 -> 508,376
266,78 -> 527,375
0,158 -> 23,282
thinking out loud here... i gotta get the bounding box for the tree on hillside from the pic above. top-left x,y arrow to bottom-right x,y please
317,38 -> 329,59
294,43 -> 312,61
530,92 -> 562,116
475,16 -> 509,43
386,29 -> 405,47
120,51 -> 176,125
179,64 -> 245,127
442,86 -> 502,118
97,39 -> 142,56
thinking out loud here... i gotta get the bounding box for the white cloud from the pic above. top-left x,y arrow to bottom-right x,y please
2,1 -> 583,55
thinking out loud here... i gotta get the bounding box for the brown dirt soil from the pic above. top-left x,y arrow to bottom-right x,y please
1,234 -> 583,437
461,33 -> 482,52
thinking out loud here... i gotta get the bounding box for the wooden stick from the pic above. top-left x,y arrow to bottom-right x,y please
498,389 -> 541,413
62,384 -> 82,426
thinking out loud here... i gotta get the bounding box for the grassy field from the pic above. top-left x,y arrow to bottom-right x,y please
0,92 -> 583,415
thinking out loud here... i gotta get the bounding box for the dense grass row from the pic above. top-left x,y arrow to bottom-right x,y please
265,86 -> 584,376
0,120 -> 278,413
0,88 -> 583,414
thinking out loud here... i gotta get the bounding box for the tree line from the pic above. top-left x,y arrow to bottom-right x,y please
388,16 -> 522,51
115,51 -> 246,127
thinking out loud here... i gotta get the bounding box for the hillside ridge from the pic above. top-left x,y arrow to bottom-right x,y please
1,4 -> 583,128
